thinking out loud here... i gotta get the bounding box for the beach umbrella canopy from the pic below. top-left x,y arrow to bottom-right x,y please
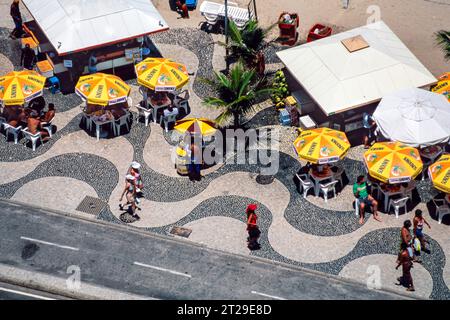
0,70 -> 46,105
373,88 -> 450,148
293,128 -> 350,164
364,142 -> 423,184
428,154 -> 450,193
174,118 -> 216,136
135,58 -> 189,92
431,73 -> 450,102
75,73 -> 130,106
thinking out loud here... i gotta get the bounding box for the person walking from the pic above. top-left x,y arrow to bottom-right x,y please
10,0 -> 23,39
119,174 -> 139,220
396,242 -> 415,292
129,161 -> 144,210
246,204 -> 261,250
401,219 -> 421,263
21,44 -> 36,70
353,175 -> 381,224
413,209 -> 431,254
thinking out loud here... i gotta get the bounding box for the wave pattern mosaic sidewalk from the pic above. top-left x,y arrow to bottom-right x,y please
0,26 -> 449,300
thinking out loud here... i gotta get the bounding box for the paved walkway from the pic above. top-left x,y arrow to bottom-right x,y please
0,9 -> 449,299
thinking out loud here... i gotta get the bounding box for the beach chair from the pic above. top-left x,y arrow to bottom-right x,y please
200,1 -> 251,30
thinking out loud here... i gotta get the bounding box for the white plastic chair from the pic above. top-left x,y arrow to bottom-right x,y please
432,199 -> 450,224
160,113 -> 178,133
354,198 -> 361,216
114,112 -> 130,136
3,124 -> 22,144
332,167 -> 345,190
173,90 -> 190,115
136,104 -> 153,127
388,196 -> 409,219
41,115 -> 55,138
295,173 -> 314,199
0,116 -> 6,130
319,180 -> 339,202
22,128 -> 42,151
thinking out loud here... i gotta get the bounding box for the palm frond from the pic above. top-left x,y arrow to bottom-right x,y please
435,30 -> 450,61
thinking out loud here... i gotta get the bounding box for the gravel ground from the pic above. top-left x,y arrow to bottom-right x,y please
151,28 -> 216,100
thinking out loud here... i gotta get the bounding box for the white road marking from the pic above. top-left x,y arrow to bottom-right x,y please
251,291 -> 286,300
20,236 -> 79,251
133,262 -> 192,278
0,286 -> 55,300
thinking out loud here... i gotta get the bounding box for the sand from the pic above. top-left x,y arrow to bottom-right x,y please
0,0 -> 448,76
152,0 -> 450,77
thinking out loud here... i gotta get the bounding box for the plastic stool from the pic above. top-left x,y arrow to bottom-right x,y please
48,76 -> 60,94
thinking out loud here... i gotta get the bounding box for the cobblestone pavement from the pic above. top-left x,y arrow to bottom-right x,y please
0,19 -> 449,299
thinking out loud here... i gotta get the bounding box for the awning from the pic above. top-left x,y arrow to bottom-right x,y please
22,0 -> 169,56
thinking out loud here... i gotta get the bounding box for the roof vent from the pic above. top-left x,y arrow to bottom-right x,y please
341,35 -> 370,52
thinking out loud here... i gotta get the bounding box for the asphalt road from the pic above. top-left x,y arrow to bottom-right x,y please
0,199 -> 411,300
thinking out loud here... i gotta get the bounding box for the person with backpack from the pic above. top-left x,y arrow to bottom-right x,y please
246,204 -> 261,250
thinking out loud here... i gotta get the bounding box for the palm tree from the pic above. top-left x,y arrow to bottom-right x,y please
222,19 -> 275,74
435,30 -> 450,61
202,61 -> 272,128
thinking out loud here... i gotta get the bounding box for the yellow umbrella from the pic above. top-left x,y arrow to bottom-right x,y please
432,73 -> 450,102
0,70 -> 46,105
428,154 -> 450,193
135,58 -> 189,92
174,118 -> 217,136
364,142 -> 423,184
293,128 -> 350,164
75,73 -> 130,106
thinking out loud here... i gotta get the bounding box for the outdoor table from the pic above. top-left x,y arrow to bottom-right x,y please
379,184 -> 409,212
420,145 -> 443,164
309,170 -> 334,197
91,118 -> 115,141
149,98 -> 171,124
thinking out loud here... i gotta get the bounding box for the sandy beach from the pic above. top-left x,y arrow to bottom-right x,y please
152,0 -> 449,77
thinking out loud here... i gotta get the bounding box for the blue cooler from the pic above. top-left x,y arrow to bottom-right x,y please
186,0 -> 198,9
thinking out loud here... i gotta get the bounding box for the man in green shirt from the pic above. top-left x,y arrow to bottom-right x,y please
353,175 -> 381,224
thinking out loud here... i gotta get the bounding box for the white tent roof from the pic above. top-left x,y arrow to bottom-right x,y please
276,21 -> 437,116
22,0 -> 169,56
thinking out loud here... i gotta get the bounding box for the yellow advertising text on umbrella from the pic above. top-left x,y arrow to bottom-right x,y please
428,154 -> 450,193
364,142 -> 423,184
0,70 -> 46,105
432,74 -> 450,102
135,58 -> 189,92
75,73 -> 130,106
174,118 -> 216,136
293,128 -> 350,164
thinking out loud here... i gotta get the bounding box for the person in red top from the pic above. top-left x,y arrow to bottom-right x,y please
246,204 -> 261,250
396,242 -> 415,291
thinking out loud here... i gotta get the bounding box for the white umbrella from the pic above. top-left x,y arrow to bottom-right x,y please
373,88 -> 450,148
